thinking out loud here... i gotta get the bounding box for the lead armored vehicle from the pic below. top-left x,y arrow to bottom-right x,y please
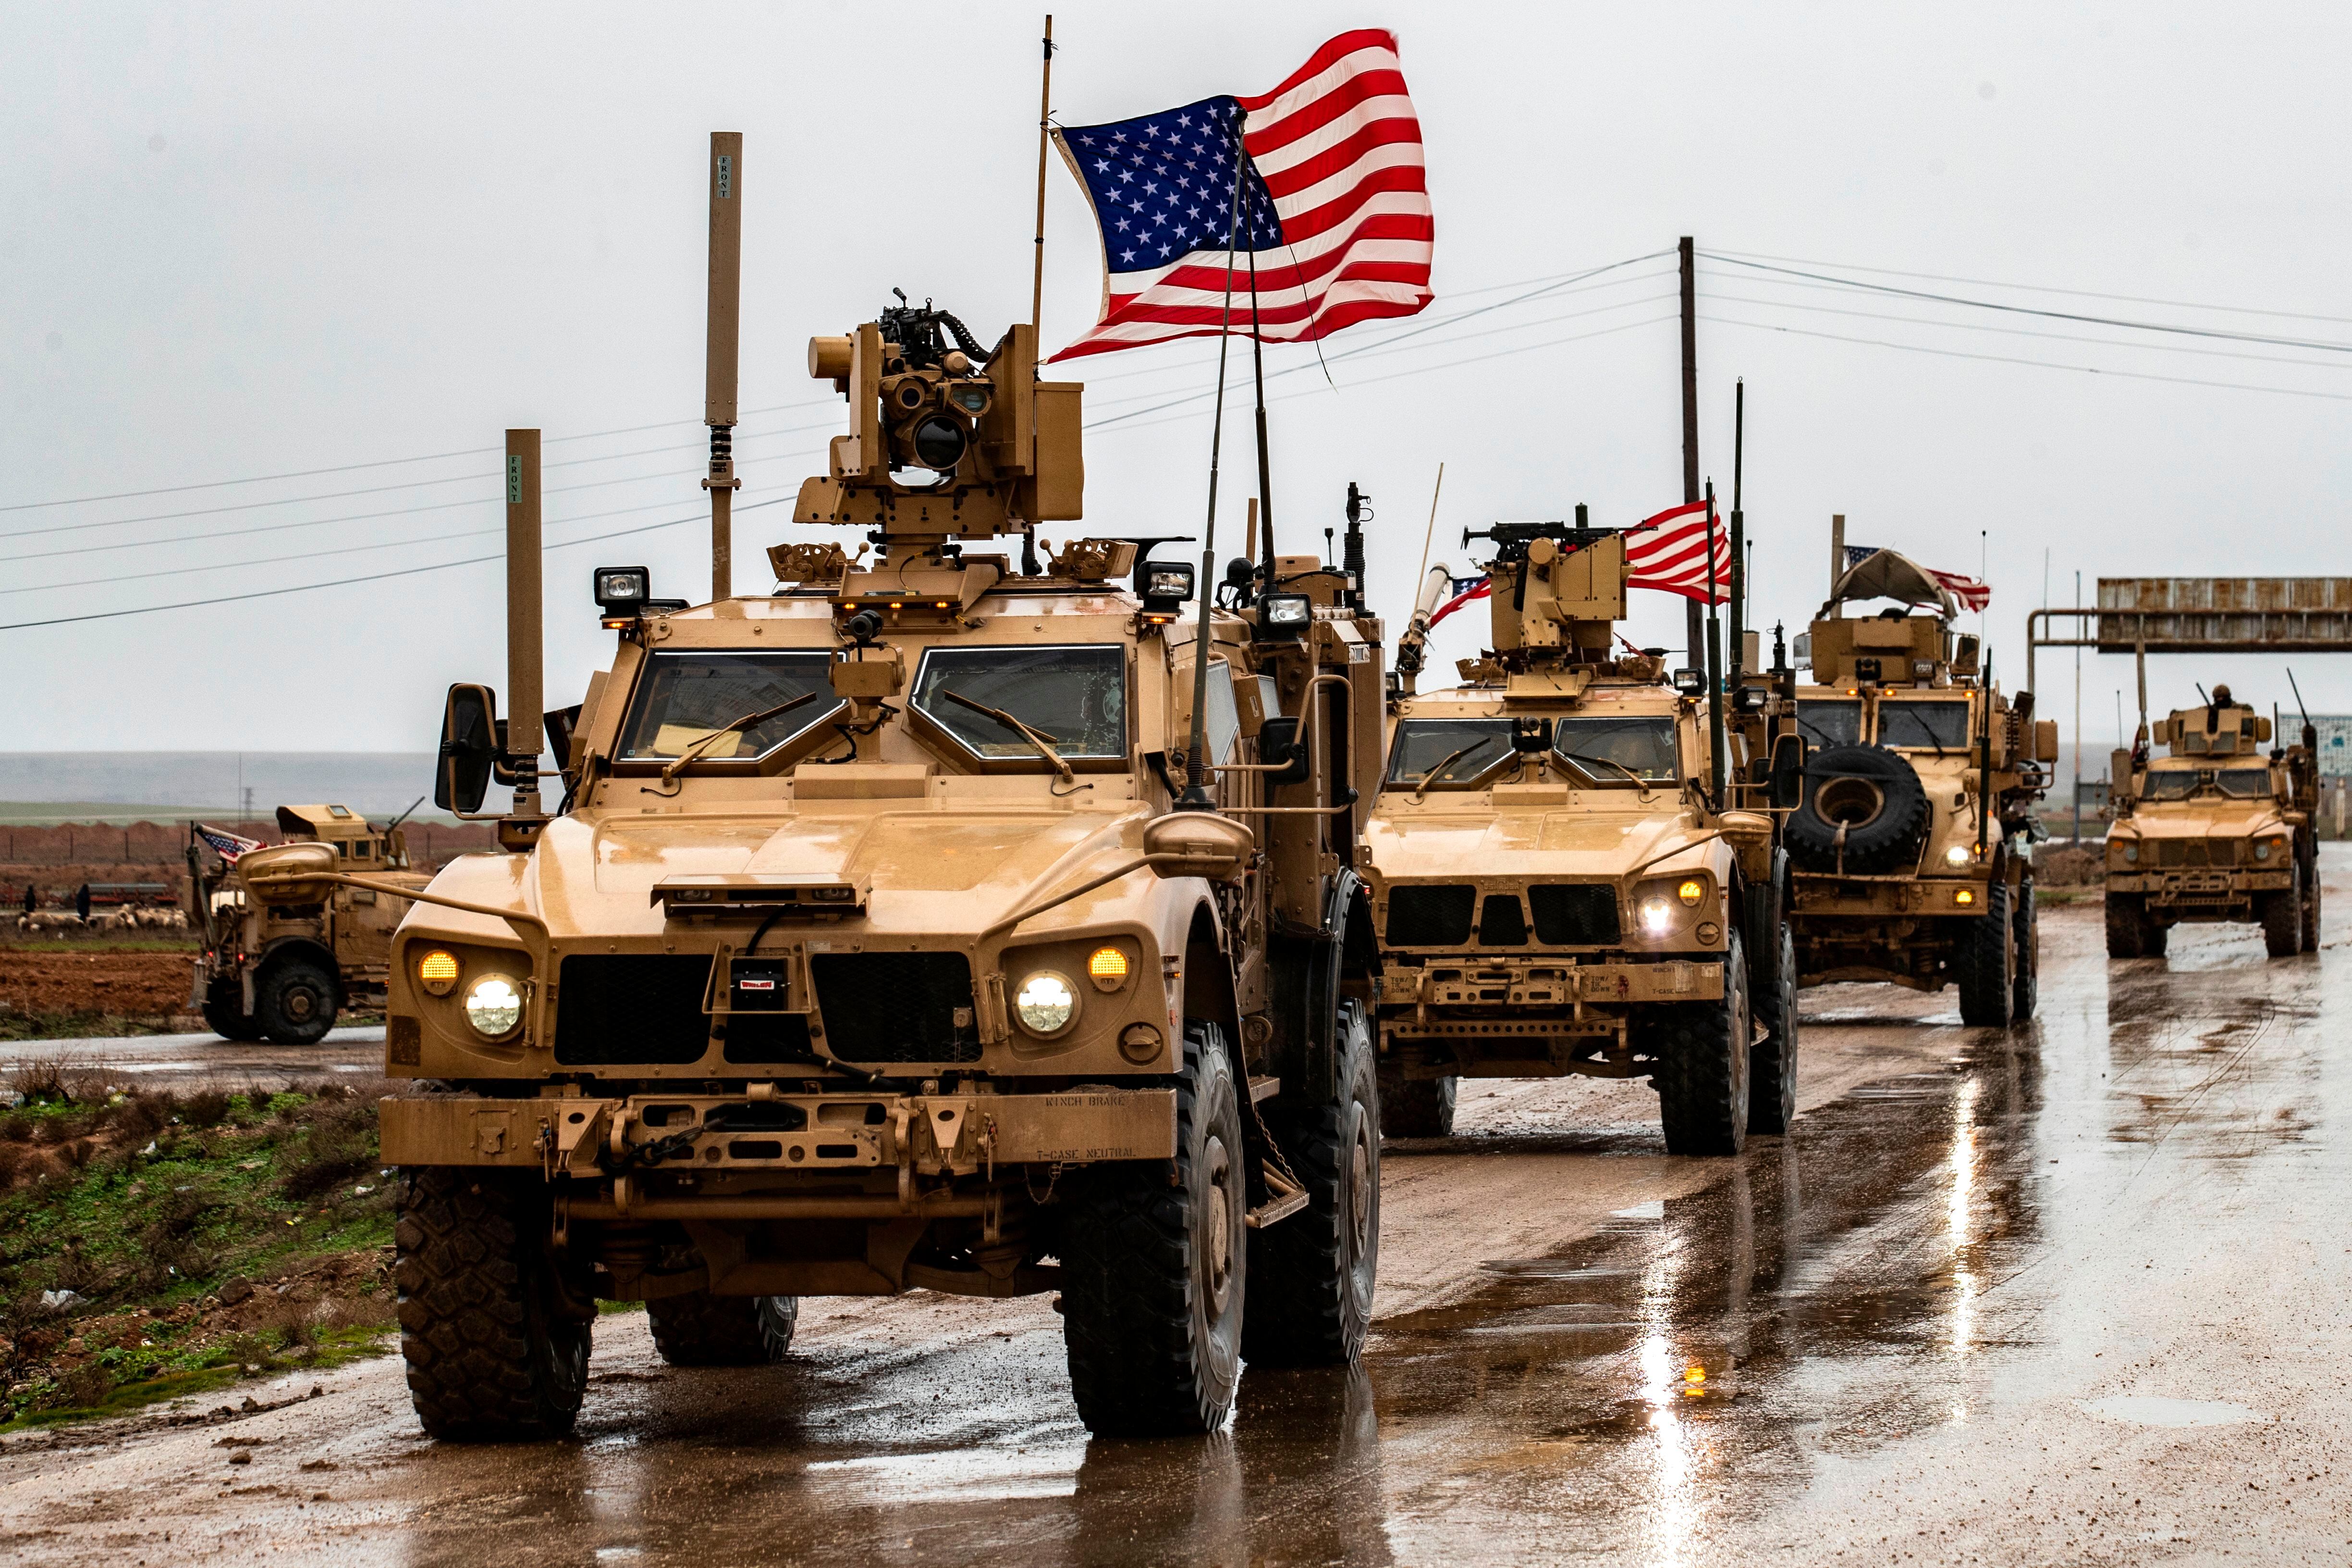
2103,685 -> 2318,957
1784,550 -> 2055,1025
1361,511 -> 1801,1154
246,292 -> 1389,1441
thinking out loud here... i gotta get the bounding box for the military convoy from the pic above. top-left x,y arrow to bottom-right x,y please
1784,551 -> 2056,1025
2103,685 -> 2320,957
186,805 -> 429,1043
1362,511 -> 1801,1153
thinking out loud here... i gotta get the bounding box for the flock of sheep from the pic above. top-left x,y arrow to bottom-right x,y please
15,906 -> 189,933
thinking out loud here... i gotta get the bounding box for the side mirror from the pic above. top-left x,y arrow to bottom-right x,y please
2109,748 -> 2134,795
1257,716 -> 1311,785
1769,733 -> 1807,811
436,683 -> 499,814
544,705 -> 584,774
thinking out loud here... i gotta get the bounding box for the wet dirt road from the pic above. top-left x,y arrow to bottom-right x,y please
4,861 -> 2348,1566
0,1027 -> 381,1089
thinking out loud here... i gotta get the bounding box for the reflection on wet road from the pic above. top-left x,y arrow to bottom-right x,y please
4,860 -> 2349,1565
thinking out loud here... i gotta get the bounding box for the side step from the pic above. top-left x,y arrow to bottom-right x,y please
1246,1159 -> 1308,1229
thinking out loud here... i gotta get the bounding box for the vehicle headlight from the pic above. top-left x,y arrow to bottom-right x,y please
1640,897 -> 1674,935
463,974 -> 524,1039
1676,879 -> 1705,907
2254,839 -> 2274,860
1015,970 -> 1077,1034
2123,844 -> 2139,864
1944,845 -> 1972,867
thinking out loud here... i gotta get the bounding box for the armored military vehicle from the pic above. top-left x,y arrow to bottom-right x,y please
1362,509 -> 1802,1154
2103,685 -> 2318,957
1784,550 -> 2056,1025
245,282 -> 1391,1440
185,805 -> 429,1043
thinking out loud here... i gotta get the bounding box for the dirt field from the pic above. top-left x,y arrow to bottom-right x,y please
0,947 -> 197,1031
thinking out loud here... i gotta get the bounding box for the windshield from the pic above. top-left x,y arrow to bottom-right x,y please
2143,769 -> 2202,802
617,652 -> 841,762
911,646 -> 1127,761
1877,699 -> 1972,749
2215,767 -> 2273,800
1386,719 -> 1513,785
1797,700 -> 1863,748
1554,716 -> 1678,783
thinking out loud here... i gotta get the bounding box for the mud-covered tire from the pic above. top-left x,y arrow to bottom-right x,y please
2011,876 -> 2040,1021
2300,856 -> 2322,952
1244,1002 -> 1379,1369
200,983 -> 265,1042
2261,862 -> 2303,958
395,1168 -> 592,1441
1785,746 -> 1931,875
1652,928 -> 1752,1157
2141,904 -> 2169,956
1955,875 -> 2014,1026
1374,1061 -> 1456,1138
1748,921 -> 1799,1137
646,1291 -> 798,1366
1061,1021 -> 1247,1436
255,956 -> 338,1045
2104,890 -> 2144,958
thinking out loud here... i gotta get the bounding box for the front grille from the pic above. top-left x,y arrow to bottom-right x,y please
2154,839 -> 2236,869
554,955 -> 712,1066
1386,884 -> 1477,946
1477,894 -> 1528,947
811,952 -> 980,1064
721,1012 -> 816,1065
1529,883 -> 1621,945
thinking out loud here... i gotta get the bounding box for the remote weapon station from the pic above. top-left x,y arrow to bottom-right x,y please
1365,507 -> 1802,1153
242,137 -> 1389,1441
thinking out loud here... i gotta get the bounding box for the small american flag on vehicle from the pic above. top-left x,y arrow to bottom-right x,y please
196,824 -> 264,862
1842,544 -> 1991,611
1049,29 -> 1433,360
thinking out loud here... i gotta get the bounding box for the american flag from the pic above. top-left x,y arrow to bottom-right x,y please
1049,30 -> 1433,361
196,823 -> 264,862
1626,501 -> 1733,605
1841,544 -> 1992,611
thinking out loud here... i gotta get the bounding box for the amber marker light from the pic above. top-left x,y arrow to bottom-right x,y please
418,950 -> 462,996
1955,888 -> 1977,906
1087,946 -> 1131,992
1676,879 -> 1705,907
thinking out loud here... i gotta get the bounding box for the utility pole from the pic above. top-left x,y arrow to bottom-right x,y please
2072,569 -> 2083,844
506,429 -> 544,818
1678,236 -> 1702,670
704,132 -> 744,603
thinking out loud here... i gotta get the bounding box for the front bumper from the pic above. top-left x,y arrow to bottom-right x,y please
2107,869 -> 2288,902
1788,872 -> 1991,919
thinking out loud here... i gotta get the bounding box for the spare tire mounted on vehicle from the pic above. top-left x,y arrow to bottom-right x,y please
1785,745 -> 1931,875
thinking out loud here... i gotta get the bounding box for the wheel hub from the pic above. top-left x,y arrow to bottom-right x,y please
1203,1137 -> 1234,1312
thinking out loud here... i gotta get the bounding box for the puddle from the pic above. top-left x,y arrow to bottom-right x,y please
2081,1396 -> 2267,1428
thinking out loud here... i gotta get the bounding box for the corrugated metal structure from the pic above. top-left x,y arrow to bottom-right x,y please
2094,578 -> 2352,653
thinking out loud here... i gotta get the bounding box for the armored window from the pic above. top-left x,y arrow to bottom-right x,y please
1796,700 -> 1863,748
616,651 -> 842,764
2143,769 -> 2202,801
1385,718 -> 1513,786
2214,768 -> 2272,800
1876,700 -> 1972,750
910,645 -> 1127,764
1553,716 -> 1678,784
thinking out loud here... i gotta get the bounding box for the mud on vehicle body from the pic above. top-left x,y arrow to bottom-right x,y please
1782,550 -> 2055,1027
245,291 -> 1391,1441
2103,692 -> 2319,959
1362,510 -> 1801,1156
185,805 -> 428,1043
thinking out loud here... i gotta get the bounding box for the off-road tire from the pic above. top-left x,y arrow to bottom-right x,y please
395,1167 -> 592,1441
2300,855 -> 2322,953
1374,1062 -> 1457,1138
255,956 -> 339,1045
1748,922 -> 1799,1137
1652,928 -> 1752,1157
2261,862 -> 2303,958
1785,746 -> 1932,875
200,983 -> 265,1043
2010,876 -> 2040,1022
1244,1002 -> 1379,1368
1954,875 -> 2014,1027
646,1290 -> 798,1366
2104,890 -> 2144,958
1061,1021 -> 1247,1436
2140,904 -> 2169,956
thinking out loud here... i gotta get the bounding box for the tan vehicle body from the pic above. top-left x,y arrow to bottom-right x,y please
296,277 -> 1390,1440
2102,699 -> 2318,957
187,805 -> 427,1043
1360,522 -> 1797,1154
1784,553 -> 2054,1026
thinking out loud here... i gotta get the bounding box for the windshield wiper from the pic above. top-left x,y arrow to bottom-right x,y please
660,692 -> 818,784
1411,740 -> 1504,801
1557,749 -> 1655,790
1879,711 -> 1953,757
943,690 -> 1075,784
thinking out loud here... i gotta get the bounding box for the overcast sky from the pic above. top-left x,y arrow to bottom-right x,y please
8,3 -> 2350,775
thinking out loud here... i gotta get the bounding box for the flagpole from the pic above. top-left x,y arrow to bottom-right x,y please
1415,462 -> 1445,586
1704,480 -> 1726,807
1030,15 -> 1055,331
1247,244 -> 1276,581
1180,117 -> 1250,808
1728,379 -> 1745,683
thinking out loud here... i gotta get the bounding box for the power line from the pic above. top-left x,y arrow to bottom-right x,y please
0,500 -> 792,632
1698,253 -> 2352,355
0,399 -> 834,516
